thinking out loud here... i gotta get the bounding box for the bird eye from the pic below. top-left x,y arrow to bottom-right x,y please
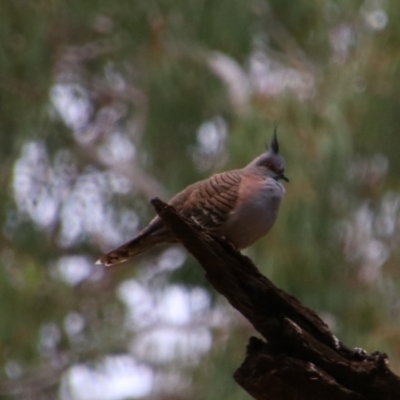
266,162 -> 274,170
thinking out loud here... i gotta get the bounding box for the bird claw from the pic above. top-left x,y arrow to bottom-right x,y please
220,235 -> 238,250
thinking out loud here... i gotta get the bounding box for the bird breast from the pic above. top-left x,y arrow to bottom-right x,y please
219,176 -> 284,249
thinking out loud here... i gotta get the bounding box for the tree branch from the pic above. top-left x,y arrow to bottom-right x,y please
151,198 -> 400,400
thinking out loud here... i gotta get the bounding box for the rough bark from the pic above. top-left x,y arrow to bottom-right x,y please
151,198 -> 400,400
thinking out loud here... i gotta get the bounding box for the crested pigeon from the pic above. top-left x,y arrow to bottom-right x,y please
96,131 -> 288,267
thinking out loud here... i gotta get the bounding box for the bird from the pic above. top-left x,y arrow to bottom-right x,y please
96,130 -> 288,267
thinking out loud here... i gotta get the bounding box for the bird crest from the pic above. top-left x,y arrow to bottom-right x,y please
270,126 -> 279,154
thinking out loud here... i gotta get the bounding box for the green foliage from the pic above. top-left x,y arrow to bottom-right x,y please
2,0 -> 400,399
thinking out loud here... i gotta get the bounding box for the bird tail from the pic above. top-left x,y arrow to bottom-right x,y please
96,233 -> 161,267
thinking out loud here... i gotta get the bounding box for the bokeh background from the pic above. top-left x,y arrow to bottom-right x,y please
1,1 -> 400,399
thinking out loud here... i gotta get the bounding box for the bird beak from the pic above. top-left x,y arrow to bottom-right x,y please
278,174 -> 289,182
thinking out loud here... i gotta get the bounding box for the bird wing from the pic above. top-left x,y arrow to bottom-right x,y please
170,170 -> 242,232
96,170 -> 242,266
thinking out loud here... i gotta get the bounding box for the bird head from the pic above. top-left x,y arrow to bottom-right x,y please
247,129 -> 289,182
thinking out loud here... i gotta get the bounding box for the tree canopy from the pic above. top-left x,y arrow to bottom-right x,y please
1,1 -> 400,399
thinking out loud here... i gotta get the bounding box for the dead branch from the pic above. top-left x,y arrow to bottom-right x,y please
151,198 -> 400,400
